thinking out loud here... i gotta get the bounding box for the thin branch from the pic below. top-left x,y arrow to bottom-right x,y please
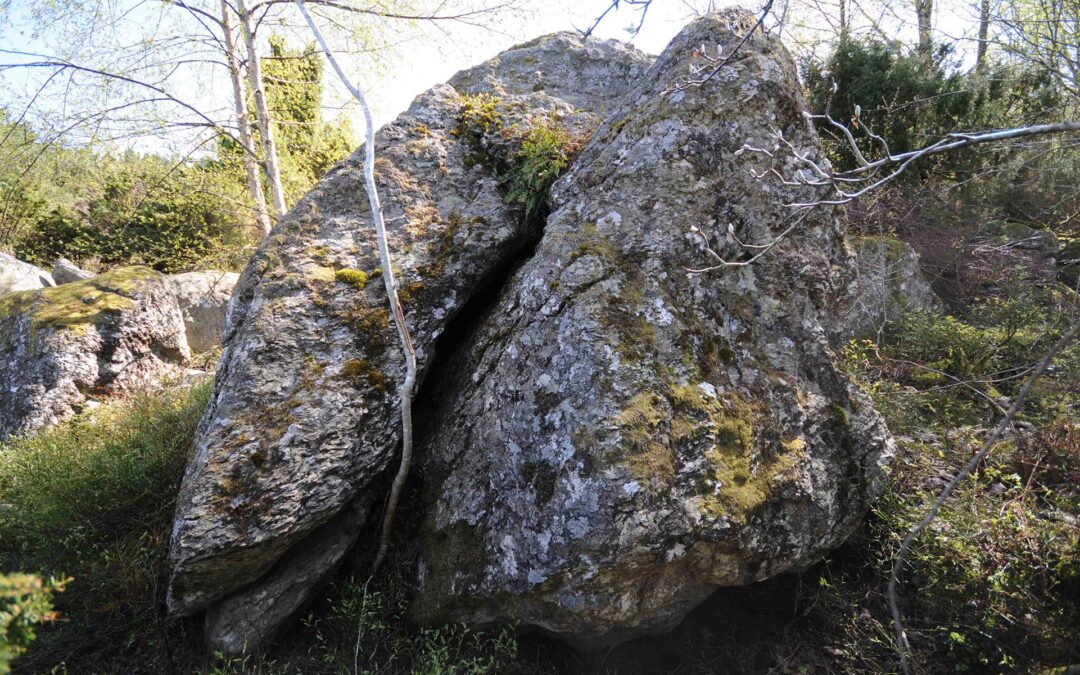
295,0 -> 418,574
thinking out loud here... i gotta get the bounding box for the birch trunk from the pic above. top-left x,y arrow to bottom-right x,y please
237,0 -> 288,219
221,0 -> 272,236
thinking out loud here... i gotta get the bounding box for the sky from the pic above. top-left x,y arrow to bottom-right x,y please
0,0 -> 986,154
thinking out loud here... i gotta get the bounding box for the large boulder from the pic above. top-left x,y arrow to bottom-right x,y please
167,271 -> 240,353
0,253 -> 53,294
412,12 -> 893,648
0,266 -> 191,440
166,31 -> 653,649
840,235 -> 943,339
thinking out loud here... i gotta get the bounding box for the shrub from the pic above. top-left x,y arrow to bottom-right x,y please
0,380 -> 211,672
14,162 -> 254,274
0,574 -> 64,674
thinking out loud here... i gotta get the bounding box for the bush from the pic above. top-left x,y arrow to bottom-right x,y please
0,574 -> 64,674
14,161 -> 255,274
0,380 -> 211,672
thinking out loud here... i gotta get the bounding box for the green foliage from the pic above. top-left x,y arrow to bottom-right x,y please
505,122 -> 583,220
823,286 -> 1080,672
251,36 -> 354,207
803,37 -> 1062,175
456,94 -> 588,221
205,569 -> 518,674
0,381 -> 211,672
0,574 -> 64,674
14,159 -> 252,273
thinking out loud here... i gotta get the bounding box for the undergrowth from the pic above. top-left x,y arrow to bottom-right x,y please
0,380 -> 211,672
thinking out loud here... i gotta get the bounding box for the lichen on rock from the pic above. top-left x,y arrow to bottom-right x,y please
1,266 -> 191,440
411,10 -> 894,649
165,30 -> 653,654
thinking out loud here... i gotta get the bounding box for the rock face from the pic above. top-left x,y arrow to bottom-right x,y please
52,258 -> 94,285
167,271 -> 240,353
166,30 -> 653,646
0,267 -> 191,440
0,253 -> 53,294
841,236 -> 943,338
412,12 -> 893,648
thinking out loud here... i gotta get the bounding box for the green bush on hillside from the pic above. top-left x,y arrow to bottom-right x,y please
0,381 -> 211,671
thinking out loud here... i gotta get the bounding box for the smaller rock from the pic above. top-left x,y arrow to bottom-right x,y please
52,258 -> 94,285
167,271 -> 239,353
993,222 -> 1058,259
0,266 -> 190,440
1057,238 -> 1080,288
841,236 -> 943,339
1,252 -> 53,294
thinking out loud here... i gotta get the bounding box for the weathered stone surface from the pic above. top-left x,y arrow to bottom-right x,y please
841,235 -> 943,338
412,11 -> 894,649
203,492 -> 375,655
1056,238 -> 1080,288
0,253 -> 53,294
167,31 -> 652,633
167,271 -> 240,353
0,266 -> 190,440
52,258 -> 94,285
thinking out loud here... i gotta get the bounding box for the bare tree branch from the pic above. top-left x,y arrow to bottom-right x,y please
295,0 -> 418,574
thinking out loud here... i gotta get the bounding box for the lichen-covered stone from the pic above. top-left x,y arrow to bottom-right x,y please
167,271 -> 240,353
52,258 -> 94,285
840,235 -> 943,339
0,266 -> 190,440
166,31 -> 652,647
412,11 -> 894,649
0,253 -> 53,294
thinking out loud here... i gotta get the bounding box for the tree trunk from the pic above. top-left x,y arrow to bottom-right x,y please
916,0 -> 933,55
221,0 -> 272,237
976,0 -> 990,69
839,0 -> 848,33
236,0 -> 288,220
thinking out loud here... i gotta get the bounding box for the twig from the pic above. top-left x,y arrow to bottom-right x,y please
295,0 -> 418,574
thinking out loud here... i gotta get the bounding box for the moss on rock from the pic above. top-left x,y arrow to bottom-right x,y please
0,266 -> 160,335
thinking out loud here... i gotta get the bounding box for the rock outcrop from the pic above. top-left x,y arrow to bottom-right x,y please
167,271 -> 240,353
411,11 -> 893,649
841,236 -> 943,339
0,253 -> 53,294
166,30 -> 653,648
0,266 -> 190,440
166,11 -> 894,655
52,258 -> 94,285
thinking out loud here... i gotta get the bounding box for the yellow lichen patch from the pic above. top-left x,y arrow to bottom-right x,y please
306,266 -> 337,284
404,202 -> 441,237
782,436 -> 806,452
342,358 -> 391,394
612,391 -> 676,485
0,266 -> 158,335
334,268 -> 370,291
666,383 -> 802,521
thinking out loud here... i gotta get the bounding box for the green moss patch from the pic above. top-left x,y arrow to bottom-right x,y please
0,266 -> 159,335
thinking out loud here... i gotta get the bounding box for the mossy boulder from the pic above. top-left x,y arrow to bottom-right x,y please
413,11 -> 893,649
166,30 -> 652,654
840,236 -> 943,339
0,266 -> 190,440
